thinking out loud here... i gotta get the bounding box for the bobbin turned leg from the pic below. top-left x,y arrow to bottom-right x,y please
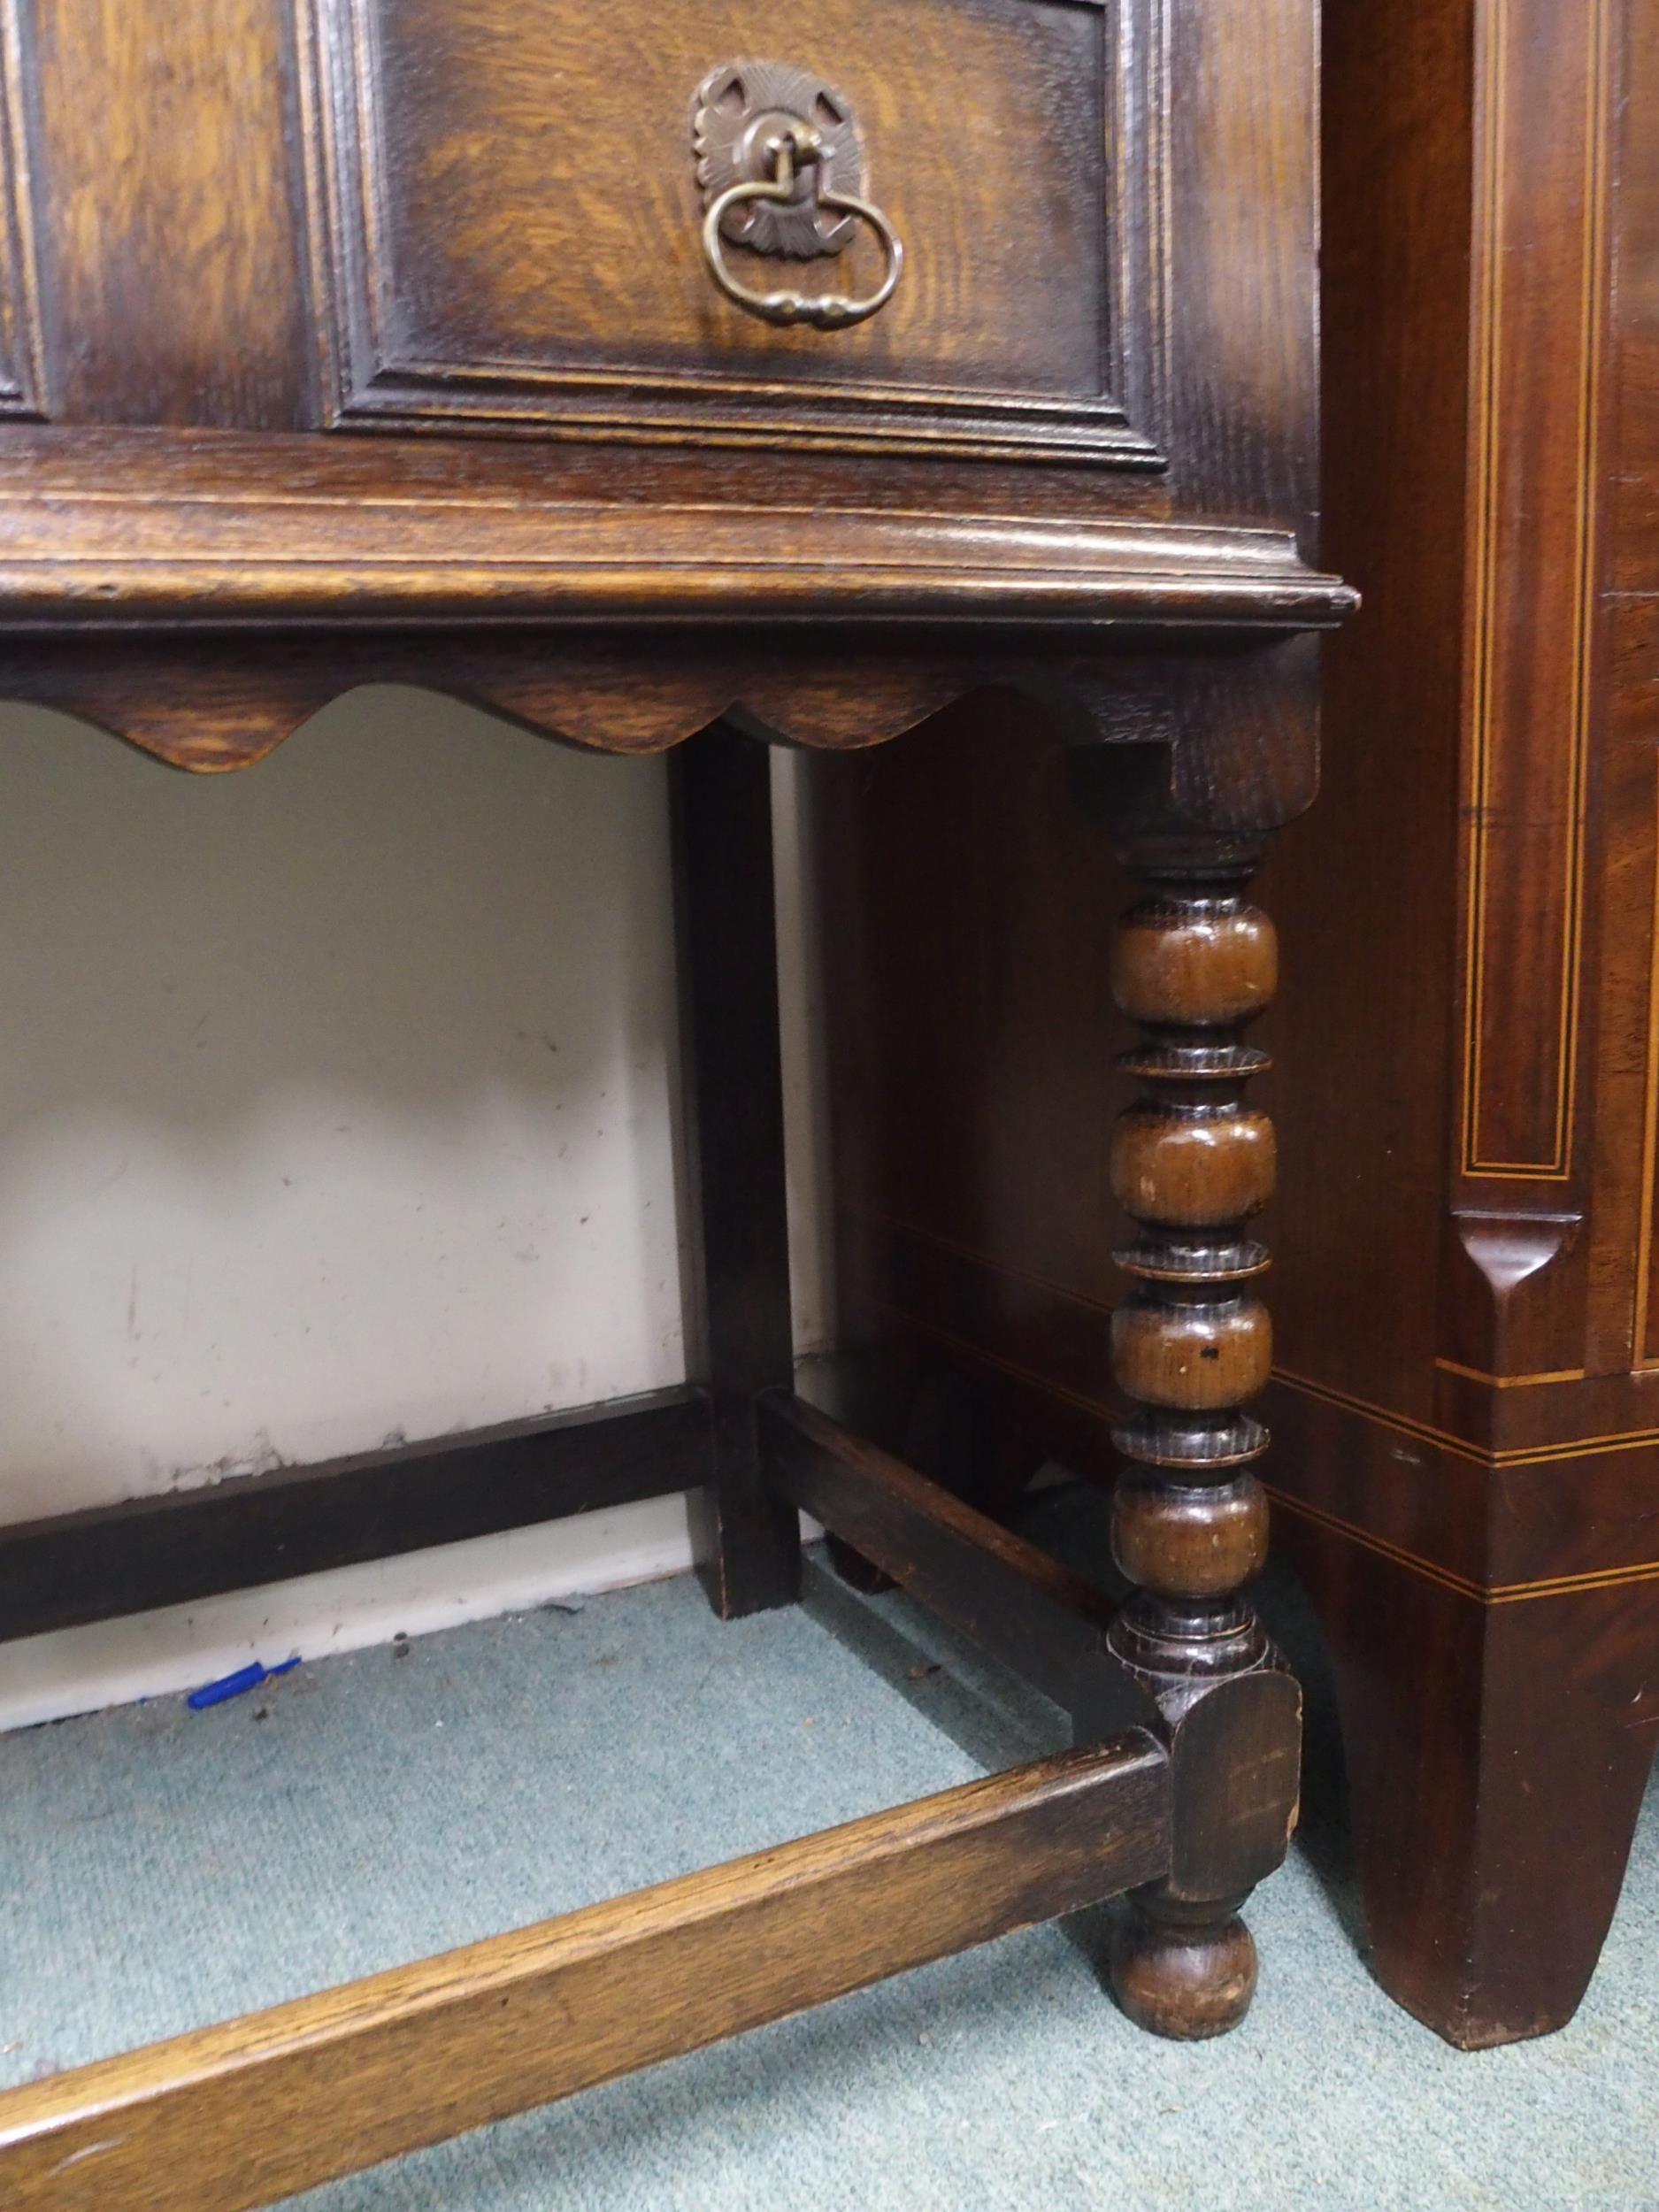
1102,838 -> 1301,2039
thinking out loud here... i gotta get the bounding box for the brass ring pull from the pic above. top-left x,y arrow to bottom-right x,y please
700,123 -> 902,331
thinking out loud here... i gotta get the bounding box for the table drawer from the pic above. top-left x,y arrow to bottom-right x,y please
305,0 -> 1164,465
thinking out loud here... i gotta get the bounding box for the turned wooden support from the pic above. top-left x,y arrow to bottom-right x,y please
1101,842 -> 1300,2039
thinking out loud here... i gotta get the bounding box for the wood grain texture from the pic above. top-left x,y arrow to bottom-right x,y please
1259,0 -> 1477,1424
0,0 -> 1334,2142
0,2 -> 44,416
1097,820 -> 1297,2039
0,631 -> 1333,776
672,727 -> 802,1617
1272,0 -> 1654,2039
0,0 -> 1325,539
1615,0 -> 1659,1365
1271,1494 -> 1659,2048
1613,0 -> 1659,598
0,1386 -> 711,1645
26,0 -> 311,424
303,0 -> 1164,466
815,707 -> 1310,2039
1163,0 -> 1317,531
0,1741 -> 1171,2212
1455,0 -> 1615,1183
0,430 -> 1349,634
814,0 -> 1659,2048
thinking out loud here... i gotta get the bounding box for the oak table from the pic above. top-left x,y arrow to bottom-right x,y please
0,3 -> 1350,2203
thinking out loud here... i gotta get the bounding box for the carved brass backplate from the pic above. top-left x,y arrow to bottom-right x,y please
693,59 -> 866,257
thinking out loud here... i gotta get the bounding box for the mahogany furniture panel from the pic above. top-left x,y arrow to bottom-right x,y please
0,1 -> 1346,2200
818,0 -> 1657,2051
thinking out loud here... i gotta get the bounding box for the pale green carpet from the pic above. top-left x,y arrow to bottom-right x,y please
3,1486 -> 1655,2212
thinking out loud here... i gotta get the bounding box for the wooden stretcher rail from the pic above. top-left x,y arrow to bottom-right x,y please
757,1389 -> 1152,1733
0,1739 -> 1169,2212
0,1385 -> 712,1644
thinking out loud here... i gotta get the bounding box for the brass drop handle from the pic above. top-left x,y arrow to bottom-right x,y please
699,119 -> 903,332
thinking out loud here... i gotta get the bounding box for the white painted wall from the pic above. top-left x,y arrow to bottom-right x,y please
0,690 -> 833,1728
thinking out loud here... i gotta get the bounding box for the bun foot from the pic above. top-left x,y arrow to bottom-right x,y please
1109,1894 -> 1258,2039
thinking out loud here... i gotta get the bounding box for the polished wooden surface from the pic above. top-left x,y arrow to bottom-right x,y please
0,0 -> 1348,771
304,0 -> 1152,457
0,0 -> 1339,2182
1271,0 -> 1655,2047
818,0 -> 1659,2048
0,433 -> 1348,632
0,1739 -> 1169,2211
760,1386 -> 1133,1721
1096,845 -> 1296,2038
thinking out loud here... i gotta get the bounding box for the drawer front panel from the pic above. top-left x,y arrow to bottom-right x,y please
304,0 -> 1166,463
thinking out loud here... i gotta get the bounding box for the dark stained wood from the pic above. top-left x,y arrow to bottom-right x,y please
1448,0 -> 1617,1187
1109,1901 -> 1257,2041
1164,0 -> 1319,533
818,1357 -> 1052,1596
0,0 -> 44,419
1270,1480 -> 1659,2047
0,0 -> 1338,2177
816,0 -> 1659,2049
1269,0 -> 1655,2044
0,429 -> 1349,637
0,1740 -> 1171,2212
304,0 -> 1158,465
0,629 -> 1348,787
1092,812 -> 1298,2039
0,1387 -> 711,1646
763,1363 -> 1300,2003
27,0 -> 313,426
0,0 -> 1342,588
0,0 -> 1325,535
672,726 -> 801,1617
757,1386 -> 1148,1728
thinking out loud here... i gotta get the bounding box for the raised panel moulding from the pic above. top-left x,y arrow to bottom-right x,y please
298,0 -> 1170,465
0,0 -> 44,419
0,430 -> 1354,632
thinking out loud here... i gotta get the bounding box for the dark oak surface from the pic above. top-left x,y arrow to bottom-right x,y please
0,1738 -> 1170,2212
8,0 -> 1322,509
0,1386 -> 711,1646
305,0 -> 1149,457
0,0 -> 1340,2190
673,726 -> 803,1617
0,433 -> 1347,634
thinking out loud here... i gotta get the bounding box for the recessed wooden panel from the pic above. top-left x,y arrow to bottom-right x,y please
1455,0 -> 1615,1182
0,0 -> 43,417
303,0 -> 1168,462
23,0 -> 310,425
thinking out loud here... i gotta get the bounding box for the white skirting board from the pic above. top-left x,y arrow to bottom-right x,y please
0,1500 -> 830,1734
0,1494 -> 703,1734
